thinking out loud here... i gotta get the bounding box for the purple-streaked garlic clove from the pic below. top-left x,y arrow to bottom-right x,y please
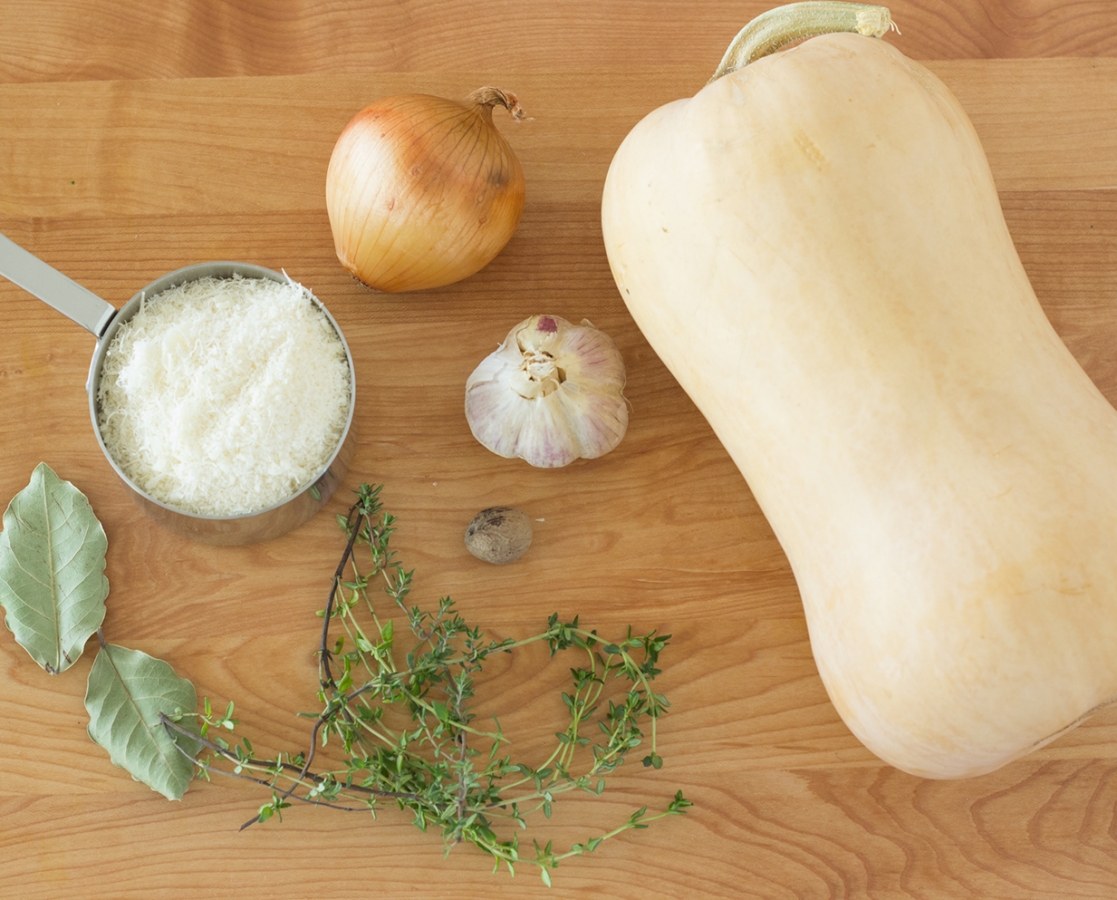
465,315 -> 628,467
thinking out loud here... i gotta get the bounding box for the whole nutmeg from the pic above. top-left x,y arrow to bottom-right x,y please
464,506 -> 533,565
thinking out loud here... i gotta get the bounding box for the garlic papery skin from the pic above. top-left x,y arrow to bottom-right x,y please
465,315 -> 629,468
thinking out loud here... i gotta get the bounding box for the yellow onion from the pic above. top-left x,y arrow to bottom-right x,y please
325,87 -> 527,293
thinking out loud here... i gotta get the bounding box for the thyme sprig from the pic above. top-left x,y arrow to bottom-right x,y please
165,484 -> 689,882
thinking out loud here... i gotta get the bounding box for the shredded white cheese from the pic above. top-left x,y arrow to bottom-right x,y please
96,274 -> 351,517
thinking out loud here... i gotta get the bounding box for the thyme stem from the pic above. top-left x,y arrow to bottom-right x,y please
174,484 -> 688,881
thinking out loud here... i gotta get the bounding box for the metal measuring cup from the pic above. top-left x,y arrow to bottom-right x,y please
0,232 -> 356,546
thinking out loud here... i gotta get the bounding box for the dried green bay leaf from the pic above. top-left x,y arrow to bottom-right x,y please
0,462 -> 108,673
85,642 -> 201,800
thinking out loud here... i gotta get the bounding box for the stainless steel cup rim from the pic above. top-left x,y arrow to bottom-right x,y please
1,234 -> 357,545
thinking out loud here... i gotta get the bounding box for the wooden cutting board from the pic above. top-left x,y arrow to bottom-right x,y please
2,3 -> 1117,898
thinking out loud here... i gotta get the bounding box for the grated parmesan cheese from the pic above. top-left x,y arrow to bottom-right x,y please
96,274 -> 352,517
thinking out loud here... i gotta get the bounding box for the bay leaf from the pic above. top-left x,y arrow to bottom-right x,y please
0,462 -> 108,673
85,642 -> 201,801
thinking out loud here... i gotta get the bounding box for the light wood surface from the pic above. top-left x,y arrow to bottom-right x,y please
2,3 -> 1117,898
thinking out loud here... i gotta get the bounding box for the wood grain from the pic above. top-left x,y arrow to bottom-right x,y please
3,1 -> 1117,85
2,2 -> 1117,898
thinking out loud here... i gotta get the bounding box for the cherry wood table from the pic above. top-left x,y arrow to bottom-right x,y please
2,2 -> 1117,898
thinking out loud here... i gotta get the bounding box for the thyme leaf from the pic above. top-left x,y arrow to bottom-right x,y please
166,483 -> 688,880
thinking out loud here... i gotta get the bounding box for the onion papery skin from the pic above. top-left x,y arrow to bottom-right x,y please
326,90 -> 526,293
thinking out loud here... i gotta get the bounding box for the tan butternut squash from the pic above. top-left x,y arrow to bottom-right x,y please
601,2 -> 1117,778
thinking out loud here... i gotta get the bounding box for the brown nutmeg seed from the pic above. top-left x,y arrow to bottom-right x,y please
464,506 -> 533,565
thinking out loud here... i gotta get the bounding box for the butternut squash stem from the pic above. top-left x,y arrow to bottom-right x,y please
709,1 -> 896,83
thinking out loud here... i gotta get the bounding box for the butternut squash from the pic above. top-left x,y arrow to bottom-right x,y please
601,2 -> 1117,778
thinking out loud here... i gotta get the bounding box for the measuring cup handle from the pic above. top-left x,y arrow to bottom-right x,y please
0,232 -> 117,337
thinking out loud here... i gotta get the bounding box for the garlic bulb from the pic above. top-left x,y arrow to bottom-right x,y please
465,315 -> 628,468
